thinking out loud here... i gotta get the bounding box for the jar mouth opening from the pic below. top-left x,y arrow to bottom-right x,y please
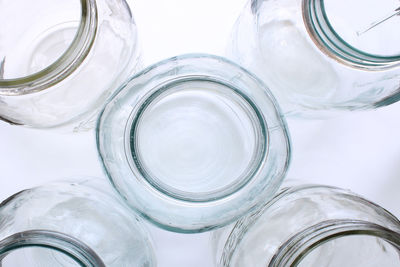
270,220 -> 400,266
0,230 -> 105,267
220,184 -> 400,266
303,0 -> 400,70
126,76 -> 268,202
0,0 -> 98,96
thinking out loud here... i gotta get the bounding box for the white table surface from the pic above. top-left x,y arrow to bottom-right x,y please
1,1 -> 400,266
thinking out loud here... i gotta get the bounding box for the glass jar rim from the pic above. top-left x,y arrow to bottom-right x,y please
269,220 -> 400,266
220,184 -> 400,266
0,0 -> 98,96
97,53 -> 291,233
302,0 -> 400,70
0,230 -> 105,267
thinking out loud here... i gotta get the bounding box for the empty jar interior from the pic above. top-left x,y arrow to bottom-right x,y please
255,0 -> 400,70
129,78 -> 265,201
321,0 -> 400,57
304,0 -> 400,68
0,0 -> 84,80
0,0 -> 140,128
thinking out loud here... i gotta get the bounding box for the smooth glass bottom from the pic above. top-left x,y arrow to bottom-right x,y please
131,80 -> 263,201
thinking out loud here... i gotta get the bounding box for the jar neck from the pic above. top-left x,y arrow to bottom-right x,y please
0,230 -> 105,267
269,220 -> 400,266
302,0 -> 400,70
0,0 -> 98,96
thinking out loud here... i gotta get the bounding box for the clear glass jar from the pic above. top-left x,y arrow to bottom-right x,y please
213,183 -> 400,266
97,54 -> 291,233
0,178 -> 156,266
0,0 -> 140,129
230,0 -> 400,116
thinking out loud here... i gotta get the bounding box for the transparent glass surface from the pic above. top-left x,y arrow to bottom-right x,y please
97,54 -> 291,233
229,0 -> 400,116
0,0 -> 81,79
213,183 -> 400,266
1,246 -> 83,267
322,0 -> 400,57
0,178 -> 156,266
0,0 -> 140,129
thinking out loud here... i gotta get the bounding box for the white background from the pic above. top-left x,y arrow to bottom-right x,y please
1,0 -> 400,266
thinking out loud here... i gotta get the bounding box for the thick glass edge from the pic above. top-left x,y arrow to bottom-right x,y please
220,184 -> 400,266
302,0 -> 400,70
0,230 -> 105,267
219,183 -> 300,266
269,220 -> 400,267
0,179 -> 157,265
0,0 -> 98,96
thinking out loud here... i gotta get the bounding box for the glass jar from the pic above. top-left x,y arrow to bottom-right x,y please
0,0 -> 140,129
0,178 -> 156,266
213,183 -> 400,266
230,0 -> 400,116
97,54 -> 291,233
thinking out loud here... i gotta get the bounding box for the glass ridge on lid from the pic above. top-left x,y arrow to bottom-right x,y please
97,54 -> 291,233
